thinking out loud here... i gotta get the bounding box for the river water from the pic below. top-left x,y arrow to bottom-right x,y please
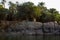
0,34 -> 60,40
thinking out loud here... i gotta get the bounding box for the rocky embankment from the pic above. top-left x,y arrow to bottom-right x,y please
4,21 -> 60,35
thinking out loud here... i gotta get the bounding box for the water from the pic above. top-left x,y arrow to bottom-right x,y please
0,34 -> 60,40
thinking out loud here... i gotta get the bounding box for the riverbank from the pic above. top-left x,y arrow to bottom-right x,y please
0,21 -> 60,34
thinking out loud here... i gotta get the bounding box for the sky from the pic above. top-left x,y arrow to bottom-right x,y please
0,0 -> 60,12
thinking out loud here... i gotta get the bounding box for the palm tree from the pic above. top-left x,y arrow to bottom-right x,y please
38,2 -> 45,7
8,1 -> 17,21
16,1 -> 19,6
1,0 -> 6,8
9,1 -> 17,14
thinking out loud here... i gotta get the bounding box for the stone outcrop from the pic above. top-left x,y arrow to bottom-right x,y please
6,21 -> 60,35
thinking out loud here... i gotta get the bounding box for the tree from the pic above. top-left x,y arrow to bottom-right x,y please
38,2 -> 45,7
9,1 -> 17,14
16,1 -> 19,6
1,0 -> 6,8
32,6 -> 42,22
55,14 -> 60,25
16,2 -> 35,21
8,1 -> 17,21
49,8 -> 59,27
17,2 -> 43,22
0,5 -> 9,20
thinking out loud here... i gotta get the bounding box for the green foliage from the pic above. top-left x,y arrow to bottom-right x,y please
38,2 -> 45,7
55,14 -> 60,21
16,2 -> 34,20
48,8 -> 59,21
32,6 -> 42,17
0,1 -> 60,22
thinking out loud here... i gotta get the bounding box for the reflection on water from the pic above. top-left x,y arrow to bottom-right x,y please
0,34 -> 60,40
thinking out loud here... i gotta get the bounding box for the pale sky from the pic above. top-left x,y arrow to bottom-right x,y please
1,0 -> 60,12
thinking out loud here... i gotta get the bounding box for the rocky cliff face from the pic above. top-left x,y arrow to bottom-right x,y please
6,21 -> 60,35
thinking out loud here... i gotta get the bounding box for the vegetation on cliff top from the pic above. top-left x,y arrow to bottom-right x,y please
0,0 -> 60,22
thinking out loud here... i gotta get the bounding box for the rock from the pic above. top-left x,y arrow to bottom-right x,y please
7,21 -> 60,34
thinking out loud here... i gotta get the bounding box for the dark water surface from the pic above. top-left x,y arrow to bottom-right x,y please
0,34 -> 60,40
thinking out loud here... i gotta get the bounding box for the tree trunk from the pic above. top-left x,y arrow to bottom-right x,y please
33,18 -> 36,22
3,3 -> 5,8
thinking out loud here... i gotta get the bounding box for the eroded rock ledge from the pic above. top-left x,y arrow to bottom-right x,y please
0,21 -> 60,35
4,21 -> 59,35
